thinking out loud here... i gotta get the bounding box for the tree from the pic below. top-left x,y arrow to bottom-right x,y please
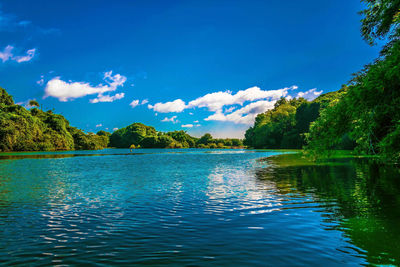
28,100 -> 40,108
97,130 -> 111,137
360,0 -> 400,45
198,133 -> 213,145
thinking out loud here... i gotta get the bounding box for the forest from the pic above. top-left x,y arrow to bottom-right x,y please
0,87 -> 109,152
109,123 -> 243,149
244,0 -> 400,162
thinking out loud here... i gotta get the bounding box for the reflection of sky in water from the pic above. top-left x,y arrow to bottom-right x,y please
205,163 -> 283,216
1,149 -> 394,265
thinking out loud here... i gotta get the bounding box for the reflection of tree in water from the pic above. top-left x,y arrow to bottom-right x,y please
255,154 -> 400,265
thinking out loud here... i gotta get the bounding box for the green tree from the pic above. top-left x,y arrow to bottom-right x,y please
28,100 -> 40,108
197,133 -> 213,145
360,0 -> 400,45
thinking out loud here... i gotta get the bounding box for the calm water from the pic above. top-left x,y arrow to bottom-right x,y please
0,149 -> 399,266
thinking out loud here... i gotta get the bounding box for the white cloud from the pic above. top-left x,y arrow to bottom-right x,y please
0,45 -> 36,63
90,93 -> 125,103
96,123 -> 102,127
130,99 -> 140,108
113,128 -> 119,131
148,99 -> 186,113
187,86 -> 294,112
147,86 -> 296,115
297,88 -> 323,100
129,99 -> 148,108
44,71 -> 127,102
181,124 -> 193,128
194,120 -> 199,123
205,100 -> 276,125
13,48 -> 36,63
161,115 -> 178,123
189,112 -> 194,115
0,45 -> 13,62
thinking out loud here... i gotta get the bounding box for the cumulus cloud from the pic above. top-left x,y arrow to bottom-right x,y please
113,128 -> 119,131
148,99 -> 186,113
187,86 -> 295,112
96,123 -> 102,127
0,45 -> 36,63
141,99 -> 149,105
130,99 -> 140,108
44,71 -> 127,102
161,115 -> 178,123
147,86 -> 296,114
297,88 -> 323,100
205,100 -> 276,125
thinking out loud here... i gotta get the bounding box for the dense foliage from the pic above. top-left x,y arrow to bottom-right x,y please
360,0 -> 400,45
0,87 -> 109,152
244,91 -> 346,149
307,41 -> 400,160
110,123 -> 243,149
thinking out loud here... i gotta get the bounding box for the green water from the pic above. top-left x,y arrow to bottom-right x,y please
0,149 -> 399,265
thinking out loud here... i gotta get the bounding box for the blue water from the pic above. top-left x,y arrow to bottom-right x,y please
0,149 -> 398,265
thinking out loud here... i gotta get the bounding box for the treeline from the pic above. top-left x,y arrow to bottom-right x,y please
244,90 -> 352,149
245,0 -> 400,161
0,87 -> 109,152
109,123 -> 243,149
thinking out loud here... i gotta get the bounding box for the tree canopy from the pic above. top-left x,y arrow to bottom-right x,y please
0,87 -> 110,152
360,0 -> 400,45
109,124 -> 243,149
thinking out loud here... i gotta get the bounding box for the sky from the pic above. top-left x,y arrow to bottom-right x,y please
0,0 -> 382,138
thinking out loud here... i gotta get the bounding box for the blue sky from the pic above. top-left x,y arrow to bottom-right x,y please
0,0 -> 381,138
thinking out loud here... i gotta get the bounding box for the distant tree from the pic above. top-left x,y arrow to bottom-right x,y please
197,133 -> 213,145
29,100 -> 40,107
97,130 -> 111,137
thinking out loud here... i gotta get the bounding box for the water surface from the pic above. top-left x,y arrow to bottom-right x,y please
0,149 -> 399,265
